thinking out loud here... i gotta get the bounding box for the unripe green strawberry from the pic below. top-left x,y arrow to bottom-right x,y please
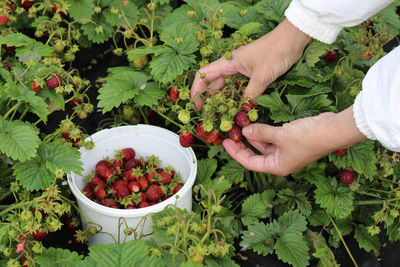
240,9 -> 248,16
133,55 -> 148,69
215,20 -> 225,30
111,6 -> 119,15
124,30 -> 132,39
349,86 -> 360,98
64,51 -> 75,62
228,107 -> 237,117
89,227 -> 97,235
187,10 -> 196,19
113,48 -> 123,56
379,33 -> 389,44
196,31 -> 206,42
248,109 -> 258,122
178,110 -> 191,124
199,59 -> 209,68
203,103 -> 212,113
54,40 -> 66,52
217,104 -> 228,114
123,106 -> 134,120
202,120 -> 214,132
219,117 -> 233,132
147,2 -> 156,11
212,31 -> 223,40
200,46 -> 212,57
175,37 -> 183,44
334,67 -> 344,78
224,51 -> 232,60
94,6 -> 102,14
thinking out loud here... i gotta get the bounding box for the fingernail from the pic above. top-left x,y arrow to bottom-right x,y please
242,126 -> 251,136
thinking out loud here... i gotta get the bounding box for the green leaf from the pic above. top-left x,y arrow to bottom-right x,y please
126,46 -> 172,61
35,247 -> 83,267
274,233 -> 310,267
38,89 -> 65,111
104,1 -> 139,27
257,90 -> 294,122
68,0 -> 95,22
385,217 -> 400,242
150,52 -> 196,84
223,5 -> 267,31
374,2 -> 400,35
294,195 -> 312,217
0,117 -> 40,162
196,158 -> 218,184
81,15 -> 114,44
328,140 -> 378,180
292,163 -> 326,184
216,159 -> 246,185
13,142 -> 82,191
97,67 -> 150,112
160,5 -> 197,31
314,177 -> 354,219
78,240 -> 167,267
238,22 -> 262,36
278,210 -> 307,234
161,21 -> 199,55
290,94 -> 333,119
202,176 -> 231,199
241,193 -> 270,226
240,221 -> 278,256
308,209 -> 330,227
304,41 -> 330,67
306,231 -> 338,267
254,0 -> 291,23
354,225 -> 380,254
135,82 -> 164,107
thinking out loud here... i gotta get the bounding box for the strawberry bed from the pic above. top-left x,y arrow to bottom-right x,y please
1,0 -> 400,266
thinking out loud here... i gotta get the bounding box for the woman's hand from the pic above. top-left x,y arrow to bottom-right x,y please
190,19 -> 311,110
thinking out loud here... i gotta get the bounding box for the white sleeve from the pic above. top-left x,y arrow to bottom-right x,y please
353,46 -> 400,152
285,0 -> 394,44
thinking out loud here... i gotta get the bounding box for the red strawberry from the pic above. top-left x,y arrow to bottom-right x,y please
112,180 -> 128,191
138,176 -> 148,191
145,184 -> 163,202
2,44 -> 16,51
71,98 -> 82,106
335,149 -> 347,157
325,50 -> 337,62
362,50 -> 372,60
139,201 -> 150,208
6,3 -> 14,14
32,230 -> 47,241
196,122 -> 210,139
123,169 -> 137,181
229,124 -> 243,143
140,192 -> 147,202
99,198 -> 117,207
156,168 -> 164,174
0,15 -> 8,26
179,130 -> 194,147
19,0 -> 34,11
113,159 -> 123,168
47,74 -> 62,89
96,164 -> 112,181
160,172 -> 171,185
213,136 -> 224,146
94,187 -> 106,200
31,81 -> 42,92
169,86 -> 181,103
90,176 -> 106,189
146,170 -> 156,183
128,181 -> 141,193
235,80 -> 248,89
204,130 -> 219,144
96,160 -> 111,169
340,168 -> 354,185
15,237 -> 27,254
122,148 -> 135,161
65,217 -> 79,231
240,100 -> 256,113
115,186 -> 130,199
85,190 -> 94,200
125,158 -> 142,169
234,111 -> 250,127
172,183 -> 183,195
52,4 -> 66,16
109,166 -> 118,176
21,258 -> 28,267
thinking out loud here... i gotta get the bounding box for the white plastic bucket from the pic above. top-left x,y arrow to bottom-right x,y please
67,125 -> 197,245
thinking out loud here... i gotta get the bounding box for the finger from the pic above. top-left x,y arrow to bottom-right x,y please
242,123 -> 278,143
246,137 -> 274,155
191,58 -> 237,109
242,74 -> 268,100
208,77 -> 226,92
223,139 -> 275,173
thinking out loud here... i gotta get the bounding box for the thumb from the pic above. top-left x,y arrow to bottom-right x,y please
242,74 -> 268,100
242,123 -> 278,143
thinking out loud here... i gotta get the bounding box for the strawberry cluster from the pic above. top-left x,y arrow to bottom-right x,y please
175,75 -> 258,147
82,147 -> 184,209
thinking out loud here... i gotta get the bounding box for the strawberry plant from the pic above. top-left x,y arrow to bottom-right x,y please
1,0 -> 400,266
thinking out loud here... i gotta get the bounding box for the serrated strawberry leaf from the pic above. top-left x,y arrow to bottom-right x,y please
196,158 -> 218,184
135,82 -> 164,107
38,89 -> 65,111
202,176 -> 231,199
257,90 -> 294,123
289,94 -> 333,119
240,221 -> 278,256
385,218 -> 400,242
274,233 -> 310,267
278,210 -> 307,234
161,21 -> 199,55
373,2 -> 400,35
354,225 -> 380,254
241,192 -> 272,226
68,0 -> 95,22
13,142 -> 82,191
0,117 -> 40,162
35,247 -> 83,266
238,22 -> 262,36
328,140 -> 378,180
77,240 -> 167,267
150,52 -> 196,84
314,177 -> 354,219
160,5 -> 197,30
126,46 -> 172,61
81,15 -> 114,44
216,159 -> 246,185
223,5 -> 265,30
308,209 -> 330,227
254,0 -> 291,23
97,67 -> 150,112
292,163 -> 326,184
304,41 -> 330,67
104,1 -> 139,27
